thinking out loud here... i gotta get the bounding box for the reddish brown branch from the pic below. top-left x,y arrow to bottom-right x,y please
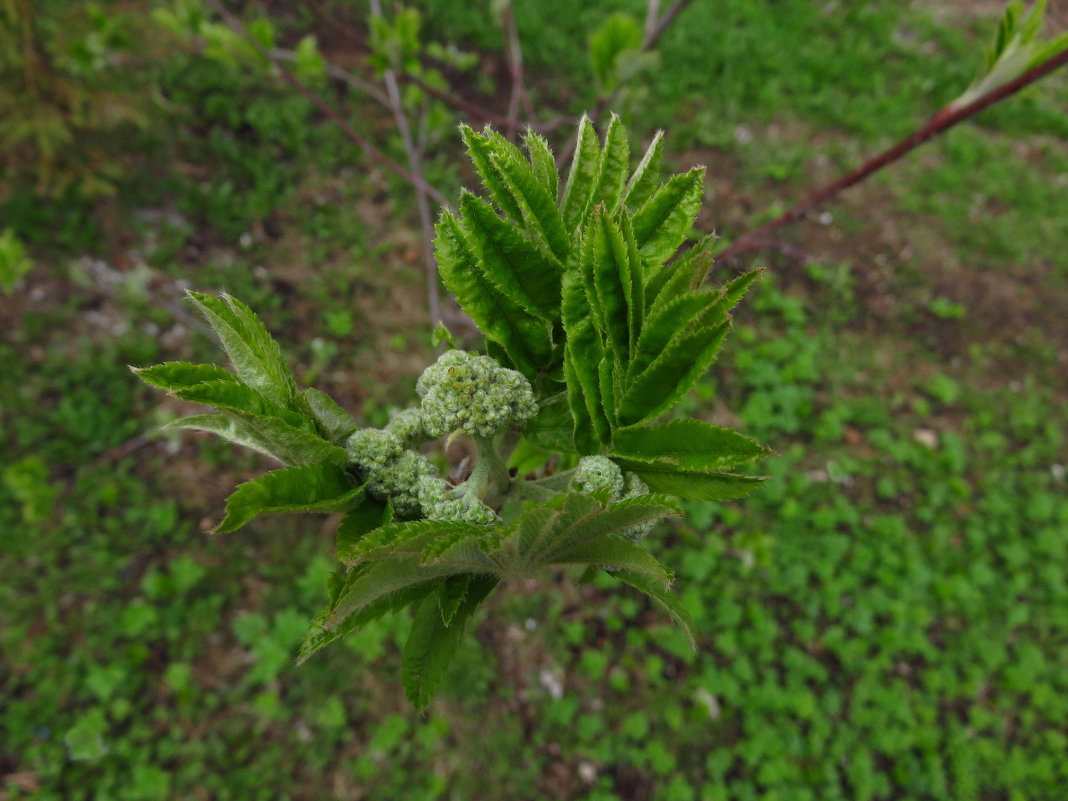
718,46 -> 1068,263
204,0 -> 450,209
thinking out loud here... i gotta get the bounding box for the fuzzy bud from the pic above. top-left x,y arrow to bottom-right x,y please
416,349 -> 537,439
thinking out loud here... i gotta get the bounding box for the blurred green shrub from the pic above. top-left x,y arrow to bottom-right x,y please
0,0 -> 162,198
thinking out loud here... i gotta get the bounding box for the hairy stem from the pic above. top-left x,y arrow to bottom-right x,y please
464,434 -> 512,506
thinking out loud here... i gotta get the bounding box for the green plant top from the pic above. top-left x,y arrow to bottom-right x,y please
134,115 -> 770,708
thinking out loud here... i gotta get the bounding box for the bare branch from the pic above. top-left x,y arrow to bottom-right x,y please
270,47 -> 389,106
369,0 -> 442,325
498,0 -> 535,140
644,0 -> 692,49
717,46 -> 1068,263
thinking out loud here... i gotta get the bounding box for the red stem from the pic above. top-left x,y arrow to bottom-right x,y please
718,46 -> 1068,262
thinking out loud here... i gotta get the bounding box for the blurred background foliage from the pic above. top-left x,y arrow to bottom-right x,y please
1,1 -> 1066,800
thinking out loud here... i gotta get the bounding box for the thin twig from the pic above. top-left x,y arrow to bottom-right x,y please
499,0 -> 534,140
204,0 -> 451,209
644,0 -> 692,49
717,46 -> 1068,263
643,0 -> 661,44
369,0 -> 442,325
299,0 -> 542,132
270,47 -> 390,106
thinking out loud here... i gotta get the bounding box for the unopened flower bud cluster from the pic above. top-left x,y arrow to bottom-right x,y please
345,428 -> 436,518
417,475 -> 498,525
573,457 -> 655,541
416,349 -> 537,438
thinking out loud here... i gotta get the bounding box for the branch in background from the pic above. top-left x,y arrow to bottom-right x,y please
498,0 -> 535,140
643,0 -> 692,49
368,0 -> 442,325
203,0 -> 451,209
717,45 -> 1068,264
300,0 -> 543,133
271,46 -> 389,106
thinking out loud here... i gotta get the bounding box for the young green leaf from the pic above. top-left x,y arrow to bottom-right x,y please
618,321 -> 730,427
458,193 -> 562,319
215,463 -> 364,534
402,573 -> 498,709
174,380 -> 310,430
489,145 -> 569,261
132,361 -> 237,391
459,124 -> 523,223
587,206 -> 632,367
611,569 -> 695,650
590,113 -> 630,214
632,167 -> 705,267
523,392 -> 578,454
622,129 -> 664,210
612,419 -> 771,470
437,574 -> 472,626
327,557 -> 473,629
538,495 -> 682,562
162,413 -> 346,466
623,464 -> 767,501
629,291 -> 725,380
298,577 -> 439,664
644,235 -> 717,313
560,115 -> 601,234
336,500 -> 392,559
548,536 -> 673,585
186,291 -> 298,407
340,519 -> 482,565
434,209 -> 552,377
302,388 -> 358,443
523,129 -> 558,201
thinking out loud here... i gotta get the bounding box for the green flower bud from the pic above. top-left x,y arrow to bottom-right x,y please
417,349 -> 537,439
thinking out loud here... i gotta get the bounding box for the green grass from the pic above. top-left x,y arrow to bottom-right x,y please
3,1 -> 1067,799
